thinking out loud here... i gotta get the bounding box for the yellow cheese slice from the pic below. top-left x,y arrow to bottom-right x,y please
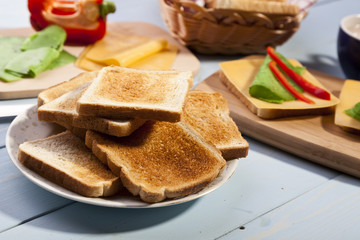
99,38 -> 167,66
75,45 -> 107,71
129,44 -> 178,70
85,31 -> 150,62
76,44 -> 178,71
335,80 -> 360,132
75,32 -> 178,71
219,56 -> 340,119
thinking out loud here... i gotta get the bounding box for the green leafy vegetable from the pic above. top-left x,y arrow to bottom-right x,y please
21,25 -> 66,51
5,47 -> 60,78
46,50 -> 77,71
345,102 -> 360,122
0,36 -> 25,82
249,53 -> 305,104
0,25 -> 76,82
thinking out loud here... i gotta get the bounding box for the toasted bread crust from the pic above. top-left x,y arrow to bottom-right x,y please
77,103 -> 183,122
77,66 -> 193,122
37,71 -> 97,107
183,91 -> 249,159
38,82 -> 145,137
85,121 -> 226,203
18,131 -> 121,197
72,115 -> 147,137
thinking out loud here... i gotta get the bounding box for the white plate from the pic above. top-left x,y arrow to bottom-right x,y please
6,105 -> 238,208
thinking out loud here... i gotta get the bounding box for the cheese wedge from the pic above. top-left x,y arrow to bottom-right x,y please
75,32 -> 178,71
335,80 -> 360,134
219,56 -> 340,119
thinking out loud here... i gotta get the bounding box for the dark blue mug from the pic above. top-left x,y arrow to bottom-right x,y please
337,14 -> 360,80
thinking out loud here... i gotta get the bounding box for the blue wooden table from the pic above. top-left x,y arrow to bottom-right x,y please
1,0 -> 360,239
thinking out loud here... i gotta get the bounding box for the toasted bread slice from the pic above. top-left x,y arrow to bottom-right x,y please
38,82 -> 146,137
77,66 -> 193,122
18,131 -> 121,197
65,124 -> 88,139
38,71 -> 97,107
219,56 -> 340,119
85,120 -> 226,203
183,91 -> 249,159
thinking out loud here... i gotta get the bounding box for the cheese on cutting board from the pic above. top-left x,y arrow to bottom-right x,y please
335,80 -> 360,133
219,56 -> 340,119
75,32 -> 178,71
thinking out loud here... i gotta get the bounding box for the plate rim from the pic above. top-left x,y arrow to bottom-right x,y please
6,105 -> 238,208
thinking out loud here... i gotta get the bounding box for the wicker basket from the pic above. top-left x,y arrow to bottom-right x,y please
159,0 -> 307,54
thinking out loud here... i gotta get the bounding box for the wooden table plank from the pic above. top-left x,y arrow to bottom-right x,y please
0,117 -> 14,147
0,137 -> 339,239
221,174 -> 360,240
0,0 -> 359,239
0,148 -> 73,232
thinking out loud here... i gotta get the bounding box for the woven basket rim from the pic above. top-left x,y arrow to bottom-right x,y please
162,0 -> 307,24
159,0 -> 307,54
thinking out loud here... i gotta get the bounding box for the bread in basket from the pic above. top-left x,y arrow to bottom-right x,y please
159,0 -> 309,54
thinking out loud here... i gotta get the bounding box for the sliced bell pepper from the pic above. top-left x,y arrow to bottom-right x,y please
28,0 -> 116,45
267,46 -> 331,101
269,61 -> 315,104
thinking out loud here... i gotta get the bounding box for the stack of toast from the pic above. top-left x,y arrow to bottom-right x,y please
18,66 -> 248,203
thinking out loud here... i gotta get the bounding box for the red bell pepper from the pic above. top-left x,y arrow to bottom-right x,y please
267,46 -> 331,101
269,61 -> 315,104
28,0 -> 116,45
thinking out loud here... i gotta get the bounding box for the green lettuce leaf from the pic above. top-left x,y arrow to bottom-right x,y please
0,36 -> 25,82
5,47 -> 60,78
345,102 -> 360,122
249,53 -> 305,104
46,50 -> 77,71
1,25 -> 76,82
21,25 -> 66,51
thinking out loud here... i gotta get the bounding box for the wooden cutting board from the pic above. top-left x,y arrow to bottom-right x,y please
0,22 -> 200,100
195,68 -> 360,178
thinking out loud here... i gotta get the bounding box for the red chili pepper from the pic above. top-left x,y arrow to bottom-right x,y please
267,46 -> 331,101
269,61 -> 315,104
28,0 -> 116,45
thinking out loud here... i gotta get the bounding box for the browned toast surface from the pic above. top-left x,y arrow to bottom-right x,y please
77,66 -> 193,122
18,131 -> 121,197
85,120 -> 226,202
38,71 -> 97,107
183,91 -> 249,159
38,82 -> 146,137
